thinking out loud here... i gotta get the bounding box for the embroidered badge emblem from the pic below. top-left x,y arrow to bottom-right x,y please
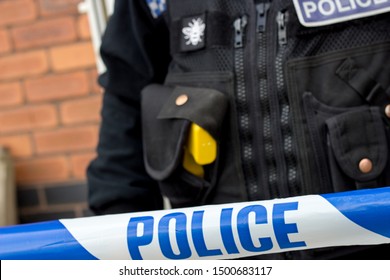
182,18 -> 206,46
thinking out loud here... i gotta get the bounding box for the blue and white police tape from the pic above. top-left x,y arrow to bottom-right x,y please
1,187 -> 390,260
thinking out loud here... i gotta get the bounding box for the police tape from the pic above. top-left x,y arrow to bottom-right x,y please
1,187 -> 390,260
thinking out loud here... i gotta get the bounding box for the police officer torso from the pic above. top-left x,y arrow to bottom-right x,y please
141,0 -> 390,258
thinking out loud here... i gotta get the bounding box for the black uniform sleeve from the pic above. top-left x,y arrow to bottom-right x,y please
87,0 -> 171,215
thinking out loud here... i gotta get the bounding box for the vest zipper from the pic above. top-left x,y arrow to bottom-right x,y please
234,6 -> 298,200
233,16 -> 258,199
256,2 -> 269,32
275,10 -> 298,196
234,16 -> 247,48
255,1 -> 277,200
277,11 -> 287,46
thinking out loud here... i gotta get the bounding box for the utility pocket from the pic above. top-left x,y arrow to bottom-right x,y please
326,107 -> 389,191
286,41 -> 390,194
141,84 -> 228,207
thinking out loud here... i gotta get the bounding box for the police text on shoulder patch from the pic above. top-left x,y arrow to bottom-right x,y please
293,0 -> 390,27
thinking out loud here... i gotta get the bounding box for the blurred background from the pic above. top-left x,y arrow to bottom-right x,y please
0,0 -> 114,226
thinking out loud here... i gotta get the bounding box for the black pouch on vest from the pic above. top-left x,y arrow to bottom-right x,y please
326,107 -> 389,191
287,39 -> 390,195
141,84 -> 228,207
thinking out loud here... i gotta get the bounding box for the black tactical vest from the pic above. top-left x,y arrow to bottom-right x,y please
141,0 -> 390,216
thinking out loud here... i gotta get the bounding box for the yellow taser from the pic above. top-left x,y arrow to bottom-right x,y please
183,123 -> 217,177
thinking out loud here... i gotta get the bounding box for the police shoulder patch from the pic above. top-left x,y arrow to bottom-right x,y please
293,0 -> 390,27
145,0 -> 166,18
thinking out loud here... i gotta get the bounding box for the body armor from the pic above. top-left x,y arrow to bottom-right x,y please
142,0 -> 390,209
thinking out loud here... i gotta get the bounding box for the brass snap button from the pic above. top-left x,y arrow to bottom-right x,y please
385,104 -> 390,118
176,94 -> 188,106
359,158 -> 373,174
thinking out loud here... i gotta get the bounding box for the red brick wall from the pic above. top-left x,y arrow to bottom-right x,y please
0,0 -> 102,223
